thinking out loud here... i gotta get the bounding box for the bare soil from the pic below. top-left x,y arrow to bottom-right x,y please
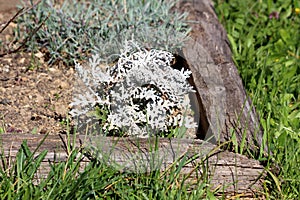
0,2 -> 75,134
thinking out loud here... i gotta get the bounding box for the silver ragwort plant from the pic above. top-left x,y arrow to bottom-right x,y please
70,41 -> 197,137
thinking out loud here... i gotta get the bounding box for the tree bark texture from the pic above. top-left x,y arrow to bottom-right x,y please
175,0 -> 264,152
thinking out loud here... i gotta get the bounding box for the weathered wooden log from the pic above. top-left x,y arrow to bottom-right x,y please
0,0 -> 267,198
174,0 -> 264,152
0,134 -> 265,197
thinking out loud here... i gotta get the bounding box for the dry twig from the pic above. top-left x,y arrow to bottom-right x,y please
0,0 -> 46,57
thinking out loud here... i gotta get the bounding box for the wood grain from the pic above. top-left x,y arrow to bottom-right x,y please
0,134 -> 265,197
175,0 -> 264,152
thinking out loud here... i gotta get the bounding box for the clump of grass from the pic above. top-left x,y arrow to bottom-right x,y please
15,0 -> 190,65
214,0 -> 300,198
0,134 -> 214,199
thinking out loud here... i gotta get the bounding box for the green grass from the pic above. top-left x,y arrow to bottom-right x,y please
214,0 -> 300,198
1,0 -> 300,199
0,135 -> 214,199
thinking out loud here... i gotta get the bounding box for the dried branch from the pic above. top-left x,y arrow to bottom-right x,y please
0,13 -> 49,57
0,8 -> 24,34
0,0 -> 44,57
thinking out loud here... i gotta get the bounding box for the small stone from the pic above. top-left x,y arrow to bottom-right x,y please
3,65 -> 10,72
0,98 -> 11,105
21,77 -> 28,82
0,87 -> 6,93
34,51 -> 44,59
48,68 -> 59,73
9,22 -> 17,28
60,81 -> 69,89
19,58 -> 26,64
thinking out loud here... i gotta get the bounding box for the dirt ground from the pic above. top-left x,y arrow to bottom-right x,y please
0,1 -> 198,137
0,1 -> 75,134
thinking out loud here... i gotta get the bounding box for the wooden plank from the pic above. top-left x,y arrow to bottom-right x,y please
0,134 -> 265,196
174,0 -> 265,152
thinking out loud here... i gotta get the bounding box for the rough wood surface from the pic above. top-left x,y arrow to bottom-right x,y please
175,0 -> 264,152
0,0 -> 267,198
0,134 -> 265,197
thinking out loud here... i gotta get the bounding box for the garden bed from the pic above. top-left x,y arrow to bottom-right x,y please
0,0 -> 268,198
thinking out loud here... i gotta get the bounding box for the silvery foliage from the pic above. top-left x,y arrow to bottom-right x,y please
70,41 -> 197,137
17,0 -> 190,65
